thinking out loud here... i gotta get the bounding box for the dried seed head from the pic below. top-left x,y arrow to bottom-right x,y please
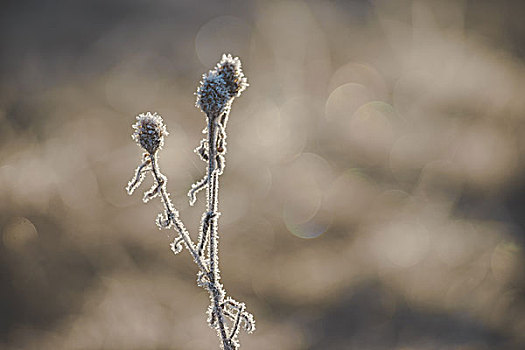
132,112 -> 168,154
196,71 -> 231,116
196,54 -> 247,117
215,54 -> 248,98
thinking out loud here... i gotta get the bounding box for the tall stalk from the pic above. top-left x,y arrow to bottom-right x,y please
126,55 -> 254,350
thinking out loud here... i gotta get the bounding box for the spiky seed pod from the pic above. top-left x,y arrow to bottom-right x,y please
196,71 -> 231,116
215,54 -> 248,98
132,112 -> 168,154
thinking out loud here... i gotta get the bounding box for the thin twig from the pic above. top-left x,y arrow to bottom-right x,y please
149,154 -> 209,275
206,114 -> 231,350
228,303 -> 245,342
126,158 -> 151,194
198,211 -> 215,256
188,174 -> 209,206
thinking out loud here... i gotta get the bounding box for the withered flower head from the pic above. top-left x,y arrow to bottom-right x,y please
215,54 -> 248,98
196,54 -> 248,117
132,112 -> 168,154
196,71 -> 231,116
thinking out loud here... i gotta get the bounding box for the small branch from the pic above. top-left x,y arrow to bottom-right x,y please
143,175 -> 163,202
126,158 -> 151,195
222,310 -> 255,334
172,217 -> 210,274
188,174 -> 208,206
222,299 -> 255,334
196,139 -> 209,161
148,154 -> 209,275
228,302 -> 245,342
198,211 -> 216,257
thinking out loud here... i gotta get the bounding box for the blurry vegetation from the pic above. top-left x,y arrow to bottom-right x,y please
1,0 -> 525,349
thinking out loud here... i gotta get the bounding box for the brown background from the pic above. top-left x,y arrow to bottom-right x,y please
1,0 -> 525,349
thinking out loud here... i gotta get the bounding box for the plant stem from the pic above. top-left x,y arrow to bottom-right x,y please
206,114 -> 231,350
149,155 -> 209,275
144,114 -> 237,350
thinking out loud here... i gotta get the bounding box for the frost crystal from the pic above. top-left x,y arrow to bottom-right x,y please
196,54 -> 248,117
132,112 -> 168,154
215,54 -> 248,98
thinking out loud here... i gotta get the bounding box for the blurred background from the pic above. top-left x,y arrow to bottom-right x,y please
1,0 -> 525,349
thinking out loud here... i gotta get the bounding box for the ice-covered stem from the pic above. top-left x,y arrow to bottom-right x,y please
127,112 -> 208,275
193,54 -> 251,350
192,53 -> 248,256
148,155 -> 210,274
204,113 -> 230,349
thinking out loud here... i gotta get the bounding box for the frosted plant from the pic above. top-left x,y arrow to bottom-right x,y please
126,55 -> 254,350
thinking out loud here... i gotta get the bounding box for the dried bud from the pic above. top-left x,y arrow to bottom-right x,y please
132,112 -> 168,154
196,54 -> 247,117
196,71 -> 231,116
215,54 -> 248,98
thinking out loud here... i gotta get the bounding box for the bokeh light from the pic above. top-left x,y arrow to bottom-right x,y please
1,1 -> 525,349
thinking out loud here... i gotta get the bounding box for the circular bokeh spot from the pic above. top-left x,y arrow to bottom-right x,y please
195,16 -> 251,68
